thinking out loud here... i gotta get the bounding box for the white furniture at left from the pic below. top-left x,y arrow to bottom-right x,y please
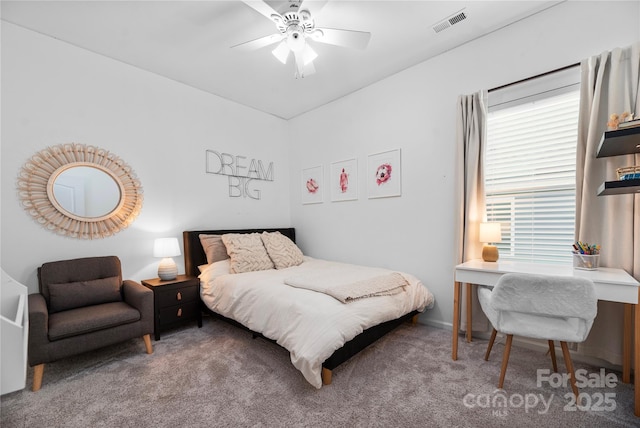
1,270 -> 29,394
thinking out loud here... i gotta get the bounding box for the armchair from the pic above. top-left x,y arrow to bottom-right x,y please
28,256 -> 153,391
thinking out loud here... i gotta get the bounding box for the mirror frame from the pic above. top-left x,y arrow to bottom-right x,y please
17,143 -> 143,239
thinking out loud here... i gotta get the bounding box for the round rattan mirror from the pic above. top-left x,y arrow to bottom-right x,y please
17,143 -> 143,239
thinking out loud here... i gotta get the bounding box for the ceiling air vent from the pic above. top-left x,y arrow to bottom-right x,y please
432,10 -> 467,34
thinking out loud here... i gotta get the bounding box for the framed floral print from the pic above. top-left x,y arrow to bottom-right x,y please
330,158 -> 358,202
367,149 -> 401,199
301,165 -> 323,204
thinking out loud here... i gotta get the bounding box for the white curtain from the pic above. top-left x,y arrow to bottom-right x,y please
455,90 -> 489,332
576,43 -> 640,364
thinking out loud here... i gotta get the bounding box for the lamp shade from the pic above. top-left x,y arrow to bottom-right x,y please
272,41 -> 289,64
153,238 -> 181,258
479,222 -> 502,244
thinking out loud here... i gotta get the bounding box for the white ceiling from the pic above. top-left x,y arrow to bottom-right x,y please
1,0 -> 562,119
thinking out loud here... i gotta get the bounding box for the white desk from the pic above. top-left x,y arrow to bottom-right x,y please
452,259 -> 640,416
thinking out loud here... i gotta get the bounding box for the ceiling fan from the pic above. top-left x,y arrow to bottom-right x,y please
233,0 -> 371,78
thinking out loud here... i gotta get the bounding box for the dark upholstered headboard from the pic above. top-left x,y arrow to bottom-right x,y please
183,228 -> 296,277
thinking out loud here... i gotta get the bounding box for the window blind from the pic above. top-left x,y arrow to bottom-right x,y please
485,88 -> 580,264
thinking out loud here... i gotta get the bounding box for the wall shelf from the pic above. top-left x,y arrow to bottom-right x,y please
596,126 -> 640,158
596,126 -> 640,196
597,178 -> 640,196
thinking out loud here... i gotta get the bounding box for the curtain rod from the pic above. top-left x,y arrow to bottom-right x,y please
488,62 -> 581,93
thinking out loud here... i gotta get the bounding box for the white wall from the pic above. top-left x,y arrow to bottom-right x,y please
288,1 -> 640,329
2,1 -> 638,324
1,22 -> 290,292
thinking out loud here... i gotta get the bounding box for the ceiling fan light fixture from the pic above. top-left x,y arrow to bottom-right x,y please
272,40 -> 290,64
286,26 -> 306,52
236,0 -> 371,78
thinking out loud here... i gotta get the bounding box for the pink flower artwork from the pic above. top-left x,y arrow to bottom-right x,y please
339,168 -> 349,193
306,178 -> 319,194
375,163 -> 392,185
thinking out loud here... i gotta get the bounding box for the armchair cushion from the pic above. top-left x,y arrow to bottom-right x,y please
48,276 -> 122,313
48,302 -> 141,341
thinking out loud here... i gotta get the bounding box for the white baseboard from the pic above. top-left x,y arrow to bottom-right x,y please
418,318 -> 452,331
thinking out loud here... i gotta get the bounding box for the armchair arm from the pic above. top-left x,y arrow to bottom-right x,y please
122,280 -> 153,320
27,293 -> 50,366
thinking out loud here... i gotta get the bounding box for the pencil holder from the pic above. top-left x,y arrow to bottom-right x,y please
573,254 -> 600,270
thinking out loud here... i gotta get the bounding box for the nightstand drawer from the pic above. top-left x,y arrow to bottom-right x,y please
159,301 -> 199,325
156,285 -> 199,308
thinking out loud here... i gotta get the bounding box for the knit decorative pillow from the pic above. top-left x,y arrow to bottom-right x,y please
221,233 -> 274,274
261,231 -> 304,269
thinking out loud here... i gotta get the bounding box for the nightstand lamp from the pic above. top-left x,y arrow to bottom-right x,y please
479,222 -> 502,262
153,237 -> 181,280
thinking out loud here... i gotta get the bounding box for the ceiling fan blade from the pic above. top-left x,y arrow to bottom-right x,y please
241,0 -> 282,22
297,0 -> 328,16
231,33 -> 284,50
312,28 -> 371,50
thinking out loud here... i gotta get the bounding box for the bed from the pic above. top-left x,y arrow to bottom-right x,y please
183,228 -> 435,388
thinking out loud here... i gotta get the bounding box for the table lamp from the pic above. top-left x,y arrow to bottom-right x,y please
153,237 -> 181,280
479,222 -> 502,262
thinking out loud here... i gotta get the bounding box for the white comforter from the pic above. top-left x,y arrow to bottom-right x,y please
199,256 -> 435,388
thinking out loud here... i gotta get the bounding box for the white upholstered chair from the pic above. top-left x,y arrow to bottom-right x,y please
477,273 -> 597,396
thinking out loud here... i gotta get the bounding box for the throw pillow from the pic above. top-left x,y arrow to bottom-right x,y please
48,276 -> 122,313
221,233 -> 274,273
261,231 -> 304,269
199,234 -> 229,264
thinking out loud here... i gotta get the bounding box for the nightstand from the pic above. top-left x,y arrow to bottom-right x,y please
141,275 -> 202,340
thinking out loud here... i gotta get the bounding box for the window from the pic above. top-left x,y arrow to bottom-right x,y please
485,67 -> 580,264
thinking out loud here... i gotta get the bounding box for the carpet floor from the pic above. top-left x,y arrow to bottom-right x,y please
1,315 -> 637,427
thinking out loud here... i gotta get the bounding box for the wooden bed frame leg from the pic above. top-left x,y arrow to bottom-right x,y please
321,367 -> 333,385
410,314 -> 419,325
32,364 -> 44,392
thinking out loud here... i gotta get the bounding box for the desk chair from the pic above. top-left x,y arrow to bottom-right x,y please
477,273 -> 597,396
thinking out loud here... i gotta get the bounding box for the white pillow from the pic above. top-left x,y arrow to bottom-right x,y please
221,233 -> 274,273
199,259 -> 231,283
261,231 -> 304,269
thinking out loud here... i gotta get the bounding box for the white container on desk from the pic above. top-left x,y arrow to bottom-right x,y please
573,254 -> 600,270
